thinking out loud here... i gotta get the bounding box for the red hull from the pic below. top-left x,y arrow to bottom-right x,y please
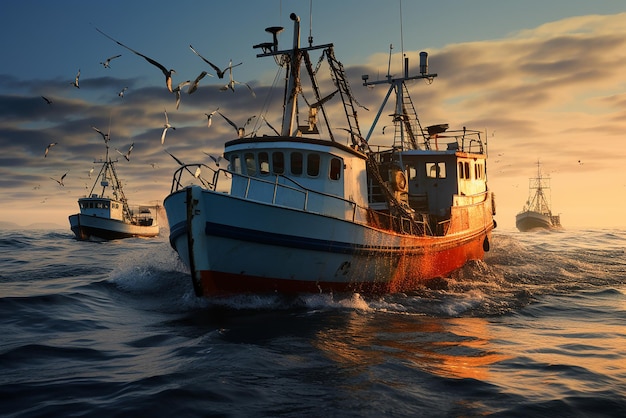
196,232 -> 490,297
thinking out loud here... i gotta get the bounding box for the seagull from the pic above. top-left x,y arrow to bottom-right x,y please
96,28 -> 176,92
100,54 -> 122,68
204,108 -> 219,127
115,142 -> 134,161
71,69 -> 80,88
218,111 -> 255,138
41,96 -> 53,105
187,70 -> 210,94
203,152 -> 225,167
161,109 -> 175,144
261,115 -> 280,135
189,45 -> 242,78
92,126 -> 110,144
50,171 -> 68,186
172,80 -> 190,110
88,167 -> 94,178
118,87 -> 128,98
44,142 -> 57,158
220,61 -> 255,96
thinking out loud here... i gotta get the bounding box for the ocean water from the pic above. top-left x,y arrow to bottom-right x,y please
0,227 -> 625,417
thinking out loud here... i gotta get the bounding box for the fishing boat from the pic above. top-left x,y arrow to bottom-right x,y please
69,141 -> 160,241
516,162 -> 561,231
163,13 -> 496,297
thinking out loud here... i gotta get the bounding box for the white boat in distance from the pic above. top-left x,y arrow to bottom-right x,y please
164,13 -> 496,297
516,162 -> 561,232
69,143 -> 160,241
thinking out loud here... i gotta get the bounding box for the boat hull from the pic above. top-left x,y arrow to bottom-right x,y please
515,211 -> 556,232
165,186 -> 494,296
69,213 -> 159,240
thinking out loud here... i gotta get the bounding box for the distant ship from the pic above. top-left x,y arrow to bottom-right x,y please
69,141 -> 160,241
516,162 -> 561,231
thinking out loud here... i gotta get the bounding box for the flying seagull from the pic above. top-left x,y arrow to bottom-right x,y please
71,69 -> 80,88
203,152 -> 225,167
96,28 -> 176,92
44,142 -> 58,158
205,108 -> 219,127
92,126 -> 110,144
261,115 -> 280,135
189,45 -> 242,79
100,54 -> 122,68
41,96 -> 53,105
50,171 -> 68,186
118,87 -> 128,98
173,80 -> 190,110
115,142 -> 134,161
188,70 -> 210,94
218,111 -> 255,138
220,61 -> 255,97
161,109 -> 175,144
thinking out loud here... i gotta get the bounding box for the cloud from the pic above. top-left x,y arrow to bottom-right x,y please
1,12 -> 626,228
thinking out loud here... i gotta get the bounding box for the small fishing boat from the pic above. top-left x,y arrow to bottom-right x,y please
69,142 -> 160,241
163,13 -> 496,297
516,162 -> 561,231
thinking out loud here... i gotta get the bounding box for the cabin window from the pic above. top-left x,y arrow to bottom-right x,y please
259,152 -> 270,175
330,157 -> 342,180
426,162 -> 446,179
272,152 -> 284,174
407,165 -> 417,181
244,152 -> 257,176
307,153 -> 320,177
458,162 -> 464,179
290,152 -> 303,175
475,162 -> 484,179
464,162 -> 470,179
231,154 -> 242,174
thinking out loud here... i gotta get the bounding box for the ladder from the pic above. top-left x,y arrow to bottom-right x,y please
325,47 -> 363,146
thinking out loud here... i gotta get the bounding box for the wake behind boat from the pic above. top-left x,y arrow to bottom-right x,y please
69,141 -> 159,241
516,162 -> 561,232
163,13 -> 496,297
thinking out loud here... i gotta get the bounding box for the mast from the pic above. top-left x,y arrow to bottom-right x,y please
254,13 -> 332,137
527,161 -> 552,215
362,52 -> 437,149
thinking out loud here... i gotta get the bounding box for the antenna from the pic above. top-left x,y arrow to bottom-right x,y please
399,0 -> 405,74
387,44 -> 393,80
308,0 -> 314,46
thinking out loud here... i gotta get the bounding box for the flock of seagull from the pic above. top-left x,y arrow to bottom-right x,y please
41,27 -> 259,190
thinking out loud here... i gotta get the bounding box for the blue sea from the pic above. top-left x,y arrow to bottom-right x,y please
1,227 -> 625,417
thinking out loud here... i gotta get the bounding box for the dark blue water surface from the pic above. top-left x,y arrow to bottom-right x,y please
1,227 -> 625,417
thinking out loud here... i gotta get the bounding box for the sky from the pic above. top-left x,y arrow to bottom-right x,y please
1,0 -> 626,230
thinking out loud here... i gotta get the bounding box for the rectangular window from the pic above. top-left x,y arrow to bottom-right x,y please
231,155 -> 241,174
458,162 -> 464,179
290,152 -> 303,175
330,157 -> 342,180
426,162 -> 446,179
259,152 -> 270,175
464,162 -> 470,179
244,152 -> 257,176
272,152 -> 284,174
307,153 -> 320,177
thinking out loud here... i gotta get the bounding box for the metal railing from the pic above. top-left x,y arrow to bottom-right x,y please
168,164 -> 434,235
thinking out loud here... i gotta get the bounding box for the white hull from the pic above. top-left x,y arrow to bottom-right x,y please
165,185 -> 494,296
69,213 -> 159,240
515,210 -> 560,232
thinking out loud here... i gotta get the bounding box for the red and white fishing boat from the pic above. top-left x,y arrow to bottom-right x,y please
163,13 -> 496,297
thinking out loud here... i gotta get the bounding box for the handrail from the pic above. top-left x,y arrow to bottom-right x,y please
168,163 -> 441,236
